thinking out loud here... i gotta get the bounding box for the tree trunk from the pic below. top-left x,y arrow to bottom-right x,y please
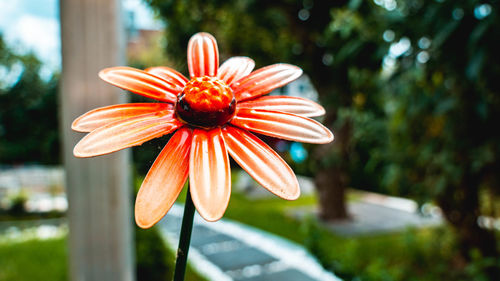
315,167 -> 349,220
313,119 -> 351,221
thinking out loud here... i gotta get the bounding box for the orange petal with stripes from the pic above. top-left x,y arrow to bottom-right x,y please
231,108 -> 333,144
222,126 -> 299,200
232,64 -> 302,102
72,103 -> 172,132
187,32 -> 219,78
74,110 -> 183,157
145,66 -> 189,88
189,128 -> 231,221
135,128 -> 192,228
217,57 -> 255,86
99,67 -> 181,103
237,96 -> 325,117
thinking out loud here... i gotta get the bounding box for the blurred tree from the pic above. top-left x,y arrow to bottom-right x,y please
146,0 -> 390,220
7,194 -> 28,216
135,226 -> 172,281
0,35 -> 60,164
381,0 -> 500,271
145,0 -> 500,277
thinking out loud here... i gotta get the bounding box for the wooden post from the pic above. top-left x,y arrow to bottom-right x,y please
59,0 -> 135,280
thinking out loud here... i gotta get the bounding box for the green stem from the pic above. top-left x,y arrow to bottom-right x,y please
173,187 -> 195,281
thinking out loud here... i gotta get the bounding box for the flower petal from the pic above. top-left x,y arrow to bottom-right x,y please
74,110 -> 183,157
99,67 -> 180,103
217,57 -> 255,86
237,96 -> 325,117
231,108 -> 333,144
189,128 -> 230,221
232,64 -> 303,102
187,32 -> 219,78
222,126 -> 299,200
135,128 -> 192,229
145,66 -> 189,88
72,103 -> 173,133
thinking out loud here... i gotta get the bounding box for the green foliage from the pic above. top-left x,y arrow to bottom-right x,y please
147,0 -> 500,275
224,192 -> 480,281
134,224 -> 209,281
376,1 -> 500,270
6,194 -> 27,216
381,0 -> 500,204
0,228 -> 206,281
145,0 -> 394,199
135,226 -> 173,281
0,238 -> 68,281
0,35 -> 60,164
134,177 -> 208,281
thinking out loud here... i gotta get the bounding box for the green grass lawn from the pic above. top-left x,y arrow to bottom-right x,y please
0,229 -> 206,281
0,238 -> 68,281
170,177 -> 465,281
0,173 -> 485,281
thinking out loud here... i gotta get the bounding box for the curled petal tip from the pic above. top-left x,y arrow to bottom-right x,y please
194,31 -> 215,37
273,179 -> 300,200
98,67 -> 120,81
330,133 -> 335,142
198,211 -> 224,222
218,57 -> 255,85
237,96 -> 325,117
286,189 -> 301,201
233,63 -> 303,102
135,215 -> 155,229
98,66 -> 179,103
188,32 -> 219,78
232,108 -> 332,144
145,66 -> 189,87
73,142 -> 91,158
71,103 -> 173,133
323,130 -> 335,143
98,68 -> 108,79
286,63 -> 303,74
319,108 -> 326,116
71,120 -> 83,132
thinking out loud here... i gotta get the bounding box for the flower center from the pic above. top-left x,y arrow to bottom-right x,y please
175,76 -> 236,128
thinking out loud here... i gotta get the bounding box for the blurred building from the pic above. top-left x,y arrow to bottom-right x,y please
0,165 -> 66,212
125,8 -> 168,67
273,74 -> 319,102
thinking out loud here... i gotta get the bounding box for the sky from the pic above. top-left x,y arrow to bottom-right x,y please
0,0 -> 162,72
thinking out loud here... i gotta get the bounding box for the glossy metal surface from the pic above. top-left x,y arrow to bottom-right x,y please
218,56 -> 255,86
72,103 -> 173,132
74,110 -> 182,157
135,128 -> 192,228
72,31 -> 334,227
232,108 -> 334,144
145,66 -> 189,87
232,64 -> 303,102
187,32 -> 219,78
237,95 -> 325,117
189,128 -> 231,221
222,126 -> 299,200
99,66 -> 180,102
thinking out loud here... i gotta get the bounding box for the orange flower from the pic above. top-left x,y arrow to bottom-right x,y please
72,32 -> 333,228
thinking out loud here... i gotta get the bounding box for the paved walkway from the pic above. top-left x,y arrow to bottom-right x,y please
324,201 -> 442,236
291,190 -> 443,237
158,204 -> 341,281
